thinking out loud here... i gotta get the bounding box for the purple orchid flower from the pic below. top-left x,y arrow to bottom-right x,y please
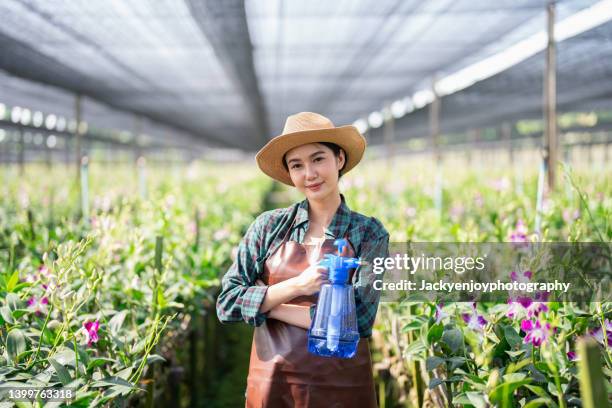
434,303 -> 448,325
83,320 -> 100,346
38,265 -> 50,276
26,296 -> 49,316
449,204 -> 464,221
508,219 -> 529,243
523,292 -> 549,318
590,319 -> 612,347
521,319 -> 551,347
492,177 -> 510,192
567,351 -> 577,361
507,271 -> 549,319
506,295 -> 532,318
510,270 -> 532,283
462,303 -> 487,333
562,209 -> 581,223
473,192 -> 484,208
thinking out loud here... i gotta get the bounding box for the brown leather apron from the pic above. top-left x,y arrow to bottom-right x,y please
245,222 -> 377,408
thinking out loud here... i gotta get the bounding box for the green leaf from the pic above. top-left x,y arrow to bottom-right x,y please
108,310 -> 128,336
547,382 -> 561,398
76,347 -> 90,367
12,309 -> 30,319
6,270 -> 19,292
466,391 -> 487,408
103,384 -> 134,398
133,354 -> 166,368
448,356 -> 467,371
505,350 -> 527,358
523,397 -> 554,408
1,306 -> 14,324
114,367 -> 133,380
525,385 -> 554,401
429,378 -> 444,390
91,376 -> 135,389
489,379 -> 532,403
54,348 -> 77,367
6,293 -> 21,310
67,391 -> 97,407
48,357 -> 72,385
504,325 -> 522,348
426,356 -> 445,371
157,287 -> 167,309
427,323 -> 444,344
503,373 -> 527,382
87,357 -> 116,371
7,329 -> 27,363
404,339 -> 426,357
527,364 -> 548,384
442,328 -> 463,353
401,320 -> 424,332
453,394 -> 472,405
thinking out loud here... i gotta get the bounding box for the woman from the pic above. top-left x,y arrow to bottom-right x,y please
216,112 -> 389,408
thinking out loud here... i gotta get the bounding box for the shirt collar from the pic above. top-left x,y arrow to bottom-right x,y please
294,194 -> 352,239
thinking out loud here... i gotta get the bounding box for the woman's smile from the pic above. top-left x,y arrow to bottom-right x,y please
306,181 -> 324,191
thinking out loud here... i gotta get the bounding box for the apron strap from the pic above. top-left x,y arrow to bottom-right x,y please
266,199 -> 354,260
266,211 -> 297,260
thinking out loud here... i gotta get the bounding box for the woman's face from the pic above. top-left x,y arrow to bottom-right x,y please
285,143 -> 345,201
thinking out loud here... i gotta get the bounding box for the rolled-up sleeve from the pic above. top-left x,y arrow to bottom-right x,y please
353,218 -> 389,337
216,215 -> 269,327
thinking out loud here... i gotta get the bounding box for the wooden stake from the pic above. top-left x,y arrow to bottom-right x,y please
75,95 -> 82,181
578,338 -> 610,408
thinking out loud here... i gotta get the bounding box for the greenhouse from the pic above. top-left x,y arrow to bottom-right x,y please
0,0 -> 610,407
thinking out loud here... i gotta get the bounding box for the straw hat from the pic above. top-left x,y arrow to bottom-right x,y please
256,112 -> 366,186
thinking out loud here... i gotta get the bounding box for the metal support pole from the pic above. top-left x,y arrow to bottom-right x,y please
502,122 -> 513,164
45,141 -> 52,169
75,94 -> 82,180
429,80 -> 441,164
0,130 -> 5,166
133,115 -> 143,165
64,136 -> 70,168
543,2 -> 557,190
429,79 -> 443,216
18,127 -> 25,176
383,105 -> 395,169
105,143 -> 112,165
468,129 -> 481,168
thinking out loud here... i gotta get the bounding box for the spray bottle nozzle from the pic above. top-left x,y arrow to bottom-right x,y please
317,239 -> 361,284
334,238 -> 347,255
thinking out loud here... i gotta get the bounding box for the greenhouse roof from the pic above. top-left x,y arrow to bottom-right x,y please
0,0 -> 609,151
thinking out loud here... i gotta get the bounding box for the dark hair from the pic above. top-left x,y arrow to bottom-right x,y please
282,142 -> 347,179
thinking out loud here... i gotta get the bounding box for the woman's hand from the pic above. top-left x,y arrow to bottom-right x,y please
292,264 -> 328,296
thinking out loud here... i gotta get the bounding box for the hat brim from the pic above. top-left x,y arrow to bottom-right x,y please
255,125 -> 366,186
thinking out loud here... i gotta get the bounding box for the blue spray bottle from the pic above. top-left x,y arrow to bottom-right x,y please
308,239 -> 361,358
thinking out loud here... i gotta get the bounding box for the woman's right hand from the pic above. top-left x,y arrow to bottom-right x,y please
293,264 -> 328,296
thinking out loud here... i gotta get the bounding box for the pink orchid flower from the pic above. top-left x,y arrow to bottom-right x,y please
521,319 -> 551,347
462,303 -> 487,333
83,320 -> 100,346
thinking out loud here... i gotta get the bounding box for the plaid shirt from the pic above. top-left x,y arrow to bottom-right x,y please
216,194 -> 389,337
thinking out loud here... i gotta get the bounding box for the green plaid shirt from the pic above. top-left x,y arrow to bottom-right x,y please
216,194 -> 389,337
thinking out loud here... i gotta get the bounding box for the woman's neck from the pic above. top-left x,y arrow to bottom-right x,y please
307,192 -> 341,230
